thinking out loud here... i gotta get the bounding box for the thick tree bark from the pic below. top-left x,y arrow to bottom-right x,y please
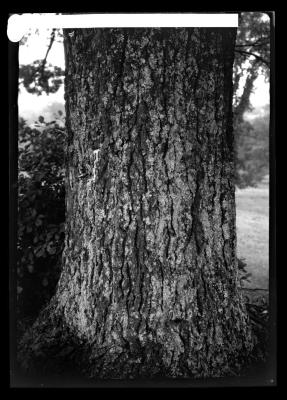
18,28 -> 254,379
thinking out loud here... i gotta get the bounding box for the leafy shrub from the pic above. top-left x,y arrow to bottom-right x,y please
234,113 -> 269,188
238,257 -> 252,287
19,61 -> 64,95
17,116 -> 65,323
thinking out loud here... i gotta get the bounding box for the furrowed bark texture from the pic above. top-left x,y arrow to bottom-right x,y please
19,28 -> 254,379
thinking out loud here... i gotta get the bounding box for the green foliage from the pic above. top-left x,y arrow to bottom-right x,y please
17,117 -> 65,320
236,12 -> 270,73
232,13 -> 270,189
234,109 -> 269,188
19,27 -> 64,96
233,12 -> 270,113
238,258 -> 252,286
19,61 -> 64,95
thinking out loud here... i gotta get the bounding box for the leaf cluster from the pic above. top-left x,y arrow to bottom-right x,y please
233,12 -> 270,130
236,12 -> 270,72
234,109 -> 269,188
17,117 -> 66,322
19,61 -> 64,95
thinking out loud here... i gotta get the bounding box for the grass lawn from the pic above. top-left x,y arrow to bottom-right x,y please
235,181 -> 269,290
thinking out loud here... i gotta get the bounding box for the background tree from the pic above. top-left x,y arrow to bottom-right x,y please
235,106 -> 269,187
19,28 -> 65,95
233,12 -> 270,187
233,12 -> 270,123
18,27 -> 255,380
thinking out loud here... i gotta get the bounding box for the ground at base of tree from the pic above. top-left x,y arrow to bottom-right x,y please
14,293 -> 270,386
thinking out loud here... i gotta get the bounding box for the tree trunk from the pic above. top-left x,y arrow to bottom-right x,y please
18,28 -> 254,379
233,61 -> 258,124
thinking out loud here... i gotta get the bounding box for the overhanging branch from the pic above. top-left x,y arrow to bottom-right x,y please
41,29 -> 56,73
235,49 -> 270,68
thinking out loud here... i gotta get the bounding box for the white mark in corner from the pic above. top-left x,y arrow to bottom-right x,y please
7,14 -> 238,43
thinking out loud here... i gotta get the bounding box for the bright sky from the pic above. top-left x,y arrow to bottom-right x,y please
18,28 -> 270,123
249,74 -> 270,108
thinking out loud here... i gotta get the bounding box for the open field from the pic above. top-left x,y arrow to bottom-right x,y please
235,181 -> 269,290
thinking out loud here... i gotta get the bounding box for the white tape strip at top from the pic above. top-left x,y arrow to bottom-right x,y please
7,13 -> 238,42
